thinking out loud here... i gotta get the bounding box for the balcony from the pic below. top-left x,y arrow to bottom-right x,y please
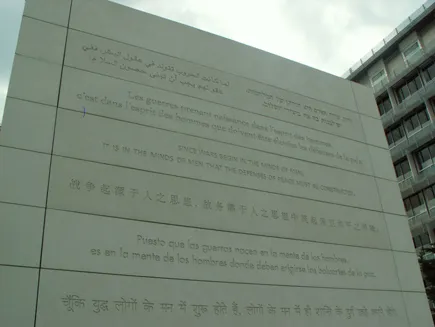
408,210 -> 433,231
400,164 -> 435,197
381,78 -> 435,131
374,40 -> 435,98
390,120 -> 435,162
342,0 -> 435,79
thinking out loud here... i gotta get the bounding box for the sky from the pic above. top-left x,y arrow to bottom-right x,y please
0,0 -> 427,124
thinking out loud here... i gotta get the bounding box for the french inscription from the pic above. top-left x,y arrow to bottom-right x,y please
65,30 -> 364,145
73,86 -> 365,171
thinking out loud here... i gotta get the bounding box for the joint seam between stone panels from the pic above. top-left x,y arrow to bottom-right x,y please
22,15 -> 68,28
0,263 -> 40,270
57,106 -> 396,182
39,267 -> 422,293
0,200 -> 46,210
14,52 -> 65,66
47,207 -> 417,254
63,63 -> 388,152
67,27 -> 381,122
32,1 -> 73,327
350,85 -> 413,327
0,144 -> 51,156
6,96 -> 58,109
52,153 -> 408,217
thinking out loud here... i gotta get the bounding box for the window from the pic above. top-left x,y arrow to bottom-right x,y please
424,185 -> 435,209
377,96 -> 393,116
395,75 -> 423,103
414,233 -> 431,248
404,192 -> 427,217
404,107 -> 430,134
422,61 -> 435,83
416,142 -> 435,170
370,69 -> 388,87
385,124 -> 406,147
394,159 -> 411,181
403,41 -> 422,65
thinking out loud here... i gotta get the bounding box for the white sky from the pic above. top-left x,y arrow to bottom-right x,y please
0,0 -> 427,124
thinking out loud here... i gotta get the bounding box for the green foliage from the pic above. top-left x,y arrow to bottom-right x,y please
418,245 -> 435,323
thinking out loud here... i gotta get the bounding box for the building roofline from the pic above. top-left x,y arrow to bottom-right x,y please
343,0 -> 435,80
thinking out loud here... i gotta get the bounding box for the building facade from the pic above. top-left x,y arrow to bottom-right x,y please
344,0 -> 435,249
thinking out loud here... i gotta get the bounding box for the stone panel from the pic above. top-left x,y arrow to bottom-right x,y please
0,266 -> 38,327
393,252 -> 425,292
360,115 -> 389,149
16,17 -> 67,64
368,145 -> 396,181
59,67 -> 372,174
42,210 -> 400,291
375,179 -> 406,216
52,109 -> 381,211
351,82 -> 380,118
36,269 -> 408,327
24,0 -> 71,27
402,292 -> 434,327
7,55 -> 61,106
0,98 -> 56,153
64,31 -> 364,143
47,156 -> 391,249
69,0 -> 358,112
383,214 -> 415,253
0,147 -> 50,207
0,203 -> 44,267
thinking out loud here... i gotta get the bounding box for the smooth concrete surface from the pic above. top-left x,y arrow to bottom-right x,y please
24,0 -> 71,27
0,266 -> 39,327
0,146 -> 50,207
0,98 -> 56,153
16,17 -> 67,64
0,0 -> 431,326
0,203 -> 44,267
383,214 -> 416,253
7,55 -> 62,106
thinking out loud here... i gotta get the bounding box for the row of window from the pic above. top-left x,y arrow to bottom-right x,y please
385,106 -> 430,147
404,183 -> 435,217
394,137 -> 435,181
375,60 -> 435,116
413,232 -> 431,248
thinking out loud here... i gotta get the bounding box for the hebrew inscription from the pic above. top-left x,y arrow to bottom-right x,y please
60,68 -> 372,174
64,30 -> 365,142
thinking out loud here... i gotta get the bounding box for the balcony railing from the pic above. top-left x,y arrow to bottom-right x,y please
381,80 -> 435,137
390,119 -> 435,162
400,164 -> 435,195
342,0 -> 435,79
374,39 -> 435,98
